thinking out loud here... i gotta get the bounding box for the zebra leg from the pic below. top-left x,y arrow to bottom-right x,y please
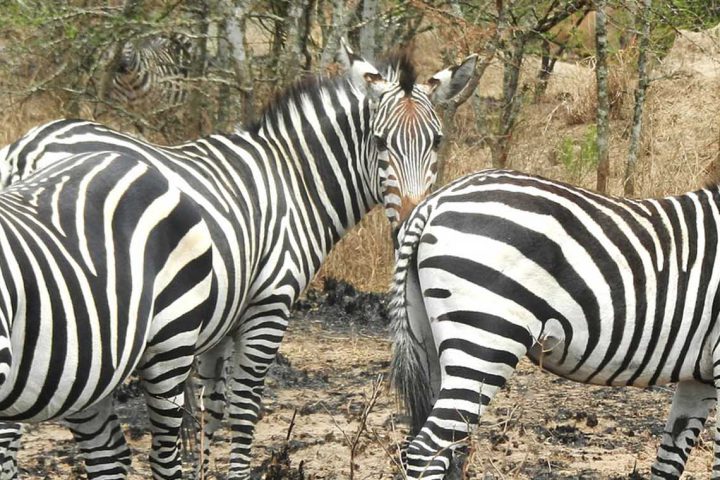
225,312 -> 289,478
194,336 -> 234,478
650,380 -> 714,479
62,396 -> 132,479
140,356 -> 196,480
0,422 -> 22,479
712,360 -> 720,480
404,325 -> 529,480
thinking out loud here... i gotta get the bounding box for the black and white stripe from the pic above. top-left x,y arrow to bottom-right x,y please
391,169 -> 720,479
0,44 -> 477,478
0,150 -> 215,479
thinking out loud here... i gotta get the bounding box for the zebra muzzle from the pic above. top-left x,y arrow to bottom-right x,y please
399,196 -> 421,223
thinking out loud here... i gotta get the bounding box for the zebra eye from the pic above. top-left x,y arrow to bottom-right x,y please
375,135 -> 388,152
432,135 -> 443,151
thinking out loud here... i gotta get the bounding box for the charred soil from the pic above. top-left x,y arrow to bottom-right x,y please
15,280 -> 715,479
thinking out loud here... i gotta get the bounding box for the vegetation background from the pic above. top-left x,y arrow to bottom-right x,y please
1,0 -> 720,293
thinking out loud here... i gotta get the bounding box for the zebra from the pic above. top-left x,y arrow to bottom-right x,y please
0,150 -> 215,478
108,34 -> 193,107
0,44 -> 477,478
391,168 -> 720,479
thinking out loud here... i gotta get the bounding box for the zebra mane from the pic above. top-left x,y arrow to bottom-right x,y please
247,74 -> 346,135
247,47 -> 419,134
378,47 -> 417,95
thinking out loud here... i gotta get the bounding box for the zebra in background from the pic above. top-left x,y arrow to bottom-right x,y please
391,168 -> 720,479
108,34 -> 193,107
0,43 -> 477,478
0,150 -> 215,478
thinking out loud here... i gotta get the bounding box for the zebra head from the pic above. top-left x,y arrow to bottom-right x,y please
0,144 -> 11,190
341,41 -> 477,228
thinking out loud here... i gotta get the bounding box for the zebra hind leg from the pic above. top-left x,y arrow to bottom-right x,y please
62,396 -> 131,479
650,380 -> 714,480
403,312 -> 531,480
194,336 -> 234,479
0,422 -> 22,479
140,355 -> 197,480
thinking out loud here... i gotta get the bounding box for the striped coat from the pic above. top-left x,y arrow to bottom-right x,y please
392,169 -> 720,479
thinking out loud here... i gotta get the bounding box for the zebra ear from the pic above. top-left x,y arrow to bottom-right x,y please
425,54 -> 478,104
338,38 -> 389,99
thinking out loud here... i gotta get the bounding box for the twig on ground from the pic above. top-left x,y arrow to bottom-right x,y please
322,374 -> 384,480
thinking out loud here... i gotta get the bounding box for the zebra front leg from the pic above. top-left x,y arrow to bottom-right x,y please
650,380 -> 714,480
226,312 -> 289,479
194,336 -> 234,478
62,396 -> 132,479
712,358 -> 720,480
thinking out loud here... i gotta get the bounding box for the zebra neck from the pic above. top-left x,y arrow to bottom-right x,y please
258,91 -> 381,242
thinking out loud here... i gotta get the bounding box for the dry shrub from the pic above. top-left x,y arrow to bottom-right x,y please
559,52 -> 633,126
636,74 -> 720,197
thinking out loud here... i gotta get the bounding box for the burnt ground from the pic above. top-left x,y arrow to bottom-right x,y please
14,279 -> 716,479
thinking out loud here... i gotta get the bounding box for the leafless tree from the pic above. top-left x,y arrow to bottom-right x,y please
483,0 -> 591,168
223,0 -> 256,125
360,0 -> 378,62
595,0 -> 610,193
320,0 -> 360,70
624,0 -> 652,196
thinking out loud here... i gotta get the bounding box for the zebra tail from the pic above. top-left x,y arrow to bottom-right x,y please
389,206 -> 434,435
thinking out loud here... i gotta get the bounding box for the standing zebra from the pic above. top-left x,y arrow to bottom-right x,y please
109,34 -> 193,107
391,168 -> 720,479
0,44 -> 477,478
0,150 -> 215,478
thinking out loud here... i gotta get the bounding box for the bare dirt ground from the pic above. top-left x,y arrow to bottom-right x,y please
14,280 -> 716,479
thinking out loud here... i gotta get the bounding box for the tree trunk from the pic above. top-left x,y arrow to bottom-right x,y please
360,0 -> 378,62
187,0 -> 210,138
595,0 -> 610,193
224,0 -> 255,125
491,32 -> 526,169
320,0 -> 359,71
535,9 -> 590,101
435,2 -> 502,184
624,0 -> 651,196
283,0 -> 311,81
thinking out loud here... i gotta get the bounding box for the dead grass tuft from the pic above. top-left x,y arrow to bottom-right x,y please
560,53 -> 634,126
